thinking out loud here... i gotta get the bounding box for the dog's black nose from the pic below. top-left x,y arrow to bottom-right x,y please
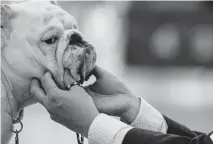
69,33 -> 82,45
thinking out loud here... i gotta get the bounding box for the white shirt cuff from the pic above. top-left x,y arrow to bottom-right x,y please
130,97 -> 168,133
88,113 -> 133,144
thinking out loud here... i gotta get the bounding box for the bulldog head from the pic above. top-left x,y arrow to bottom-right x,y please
1,0 -> 97,90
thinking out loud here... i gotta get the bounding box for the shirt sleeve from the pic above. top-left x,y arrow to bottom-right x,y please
88,97 -> 169,144
122,128 -> 213,144
88,113 -> 133,144
130,97 -> 168,133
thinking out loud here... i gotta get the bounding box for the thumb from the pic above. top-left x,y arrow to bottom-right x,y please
30,79 -> 47,106
92,65 -> 106,79
84,86 -> 107,100
84,86 -> 99,98
84,86 -> 94,96
92,65 -> 116,79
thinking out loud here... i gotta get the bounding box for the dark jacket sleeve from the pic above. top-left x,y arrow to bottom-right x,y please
164,116 -> 204,137
122,116 -> 213,144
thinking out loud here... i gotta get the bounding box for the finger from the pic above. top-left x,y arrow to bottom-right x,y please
84,80 -> 106,94
84,85 -> 93,96
92,65 -> 106,79
30,79 -> 47,106
84,86 -> 101,98
84,83 -> 97,93
69,85 -> 91,98
41,72 -> 60,94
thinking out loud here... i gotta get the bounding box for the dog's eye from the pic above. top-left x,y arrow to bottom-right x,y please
43,36 -> 58,44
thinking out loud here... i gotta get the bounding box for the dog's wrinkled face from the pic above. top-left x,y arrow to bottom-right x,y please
2,0 -> 96,89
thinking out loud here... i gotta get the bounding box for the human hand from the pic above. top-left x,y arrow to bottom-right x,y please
85,66 -> 140,124
30,72 -> 99,137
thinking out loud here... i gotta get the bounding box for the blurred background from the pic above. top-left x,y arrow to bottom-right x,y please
2,1 -> 213,144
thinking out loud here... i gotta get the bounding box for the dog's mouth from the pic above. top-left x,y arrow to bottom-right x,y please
62,36 -> 96,88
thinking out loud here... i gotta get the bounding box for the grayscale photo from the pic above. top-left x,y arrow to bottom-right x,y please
1,1 -> 213,144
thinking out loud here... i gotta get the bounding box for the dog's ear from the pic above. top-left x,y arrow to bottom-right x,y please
1,5 -> 15,48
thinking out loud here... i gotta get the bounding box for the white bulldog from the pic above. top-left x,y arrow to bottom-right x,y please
1,1 -> 96,143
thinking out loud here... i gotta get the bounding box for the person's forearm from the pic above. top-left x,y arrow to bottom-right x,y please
121,96 -> 168,133
120,96 -> 141,124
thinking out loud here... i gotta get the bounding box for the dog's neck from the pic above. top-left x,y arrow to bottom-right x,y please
1,57 -> 36,117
